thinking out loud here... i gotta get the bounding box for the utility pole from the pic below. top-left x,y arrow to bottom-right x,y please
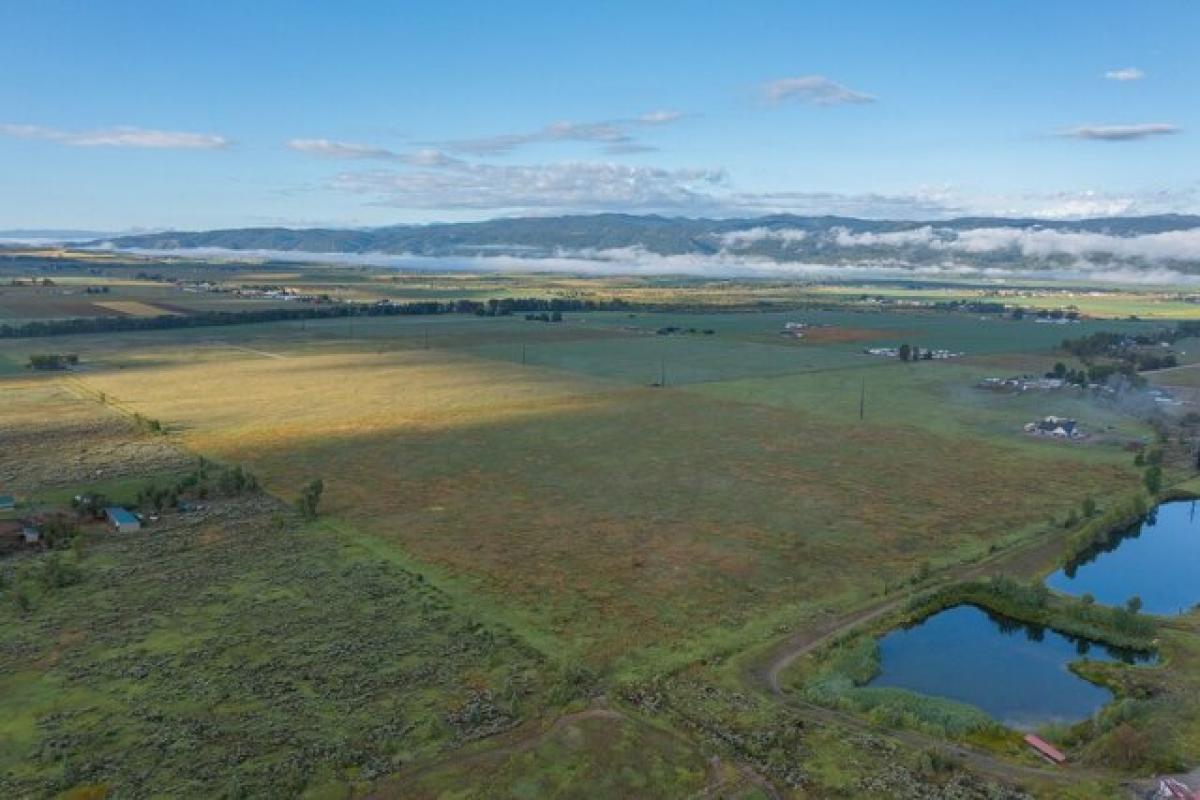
424,326 -> 429,350
521,344 -> 527,365
859,379 -> 866,421
661,359 -> 666,387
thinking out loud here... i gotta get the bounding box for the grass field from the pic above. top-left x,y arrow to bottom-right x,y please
3,264 -> 1191,798
50,310 -> 1143,674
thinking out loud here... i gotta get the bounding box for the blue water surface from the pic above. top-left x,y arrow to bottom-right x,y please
1048,500 -> 1200,616
869,604 -> 1153,730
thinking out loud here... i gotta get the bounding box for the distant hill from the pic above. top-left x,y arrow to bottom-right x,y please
93,213 -> 1200,274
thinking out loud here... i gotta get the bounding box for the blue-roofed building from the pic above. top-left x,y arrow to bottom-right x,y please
104,507 -> 142,533
0,495 -> 15,512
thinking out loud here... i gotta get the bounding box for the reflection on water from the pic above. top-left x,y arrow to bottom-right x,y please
869,604 -> 1154,730
1048,500 -> 1200,616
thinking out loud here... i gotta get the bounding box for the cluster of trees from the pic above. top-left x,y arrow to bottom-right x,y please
525,311 -> 563,322
27,353 -> 79,370
1064,496 -> 1099,528
1061,325 -> 1190,374
1018,307 -> 1080,322
931,300 -> 1007,314
656,326 -> 715,336
71,492 -> 111,520
0,295 -> 630,339
171,458 -> 260,503
1045,360 -> 1145,388
1068,591 -> 1154,640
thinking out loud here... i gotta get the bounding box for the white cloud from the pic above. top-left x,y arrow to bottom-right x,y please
717,223 -> 1200,265
0,123 -> 229,149
433,111 -> 684,155
726,188 -> 961,219
763,75 -> 875,106
1104,67 -> 1145,81
287,138 -> 398,159
330,161 -> 726,211
718,227 -> 809,247
638,110 -> 683,124
830,226 -> 942,248
943,227 -> 1200,261
1060,123 -> 1180,141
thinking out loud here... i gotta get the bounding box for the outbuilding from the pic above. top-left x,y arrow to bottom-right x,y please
0,495 -> 15,512
21,526 -> 40,545
104,507 -> 142,533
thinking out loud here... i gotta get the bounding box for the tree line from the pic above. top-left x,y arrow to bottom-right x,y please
0,296 -> 630,339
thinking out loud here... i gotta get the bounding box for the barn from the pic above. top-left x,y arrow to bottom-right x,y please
104,507 -> 142,533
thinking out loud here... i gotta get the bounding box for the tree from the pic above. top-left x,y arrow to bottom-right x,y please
1052,362 -> 1067,379
1144,465 -> 1163,495
296,479 -> 324,520
898,343 -> 911,362
1080,592 -> 1095,609
1081,497 -> 1097,518
1104,723 -> 1150,770
1126,596 -> 1143,615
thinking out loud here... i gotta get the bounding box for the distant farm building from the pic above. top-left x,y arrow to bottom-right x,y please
979,376 -> 1065,392
864,346 -> 963,360
21,526 -> 40,545
104,507 -> 142,533
1024,416 -> 1084,440
0,495 -> 14,511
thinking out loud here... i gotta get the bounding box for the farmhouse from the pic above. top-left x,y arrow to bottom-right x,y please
21,526 -> 40,545
1024,416 -> 1084,439
104,507 -> 142,533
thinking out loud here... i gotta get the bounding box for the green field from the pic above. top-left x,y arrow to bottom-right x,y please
3,262 -> 1197,798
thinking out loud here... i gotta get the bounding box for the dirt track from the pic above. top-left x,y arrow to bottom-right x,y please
747,520 -> 1129,788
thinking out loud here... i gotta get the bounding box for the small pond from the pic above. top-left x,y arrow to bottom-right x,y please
1047,500 -> 1200,616
868,604 -> 1154,730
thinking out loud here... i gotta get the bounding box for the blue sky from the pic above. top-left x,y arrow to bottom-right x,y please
1,0 -> 1197,230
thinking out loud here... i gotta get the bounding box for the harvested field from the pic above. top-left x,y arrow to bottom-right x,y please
0,379 -> 190,495
92,300 -> 183,317
794,326 -> 910,343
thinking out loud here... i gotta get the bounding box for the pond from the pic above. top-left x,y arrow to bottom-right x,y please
868,604 -> 1154,730
1047,500 -> 1200,616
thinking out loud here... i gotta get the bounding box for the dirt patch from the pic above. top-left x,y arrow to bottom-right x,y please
92,300 -> 183,317
0,380 -> 191,494
796,326 -> 911,344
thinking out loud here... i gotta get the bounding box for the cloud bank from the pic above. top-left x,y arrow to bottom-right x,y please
1060,123 -> 1180,141
1104,67 -> 1145,81
763,76 -> 875,106
721,224 -> 1200,264
0,123 -> 229,149
429,110 -> 684,156
104,242 -> 1200,286
330,161 -> 726,210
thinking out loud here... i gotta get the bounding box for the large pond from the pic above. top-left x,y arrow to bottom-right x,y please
868,604 -> 1154,730
1047,500 -> 1200,616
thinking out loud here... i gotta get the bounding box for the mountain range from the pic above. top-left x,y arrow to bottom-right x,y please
93,213 -> 1200,274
